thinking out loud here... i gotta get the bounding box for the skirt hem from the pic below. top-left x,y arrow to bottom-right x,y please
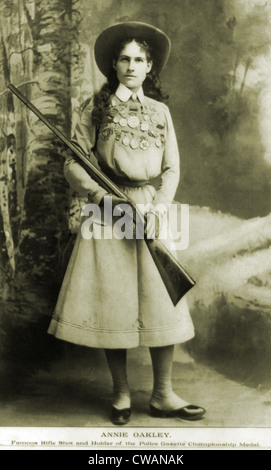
47,319 -> 195,349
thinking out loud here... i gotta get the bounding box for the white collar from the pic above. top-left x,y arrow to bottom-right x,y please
115,83 -> 144,103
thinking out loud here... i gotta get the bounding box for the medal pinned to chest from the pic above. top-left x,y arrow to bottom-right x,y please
101,101 -> 165,151
127,115 -> 140,129
122,134 -> 140,150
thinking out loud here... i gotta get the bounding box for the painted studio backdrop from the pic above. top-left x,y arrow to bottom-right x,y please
0,0 -> 271,428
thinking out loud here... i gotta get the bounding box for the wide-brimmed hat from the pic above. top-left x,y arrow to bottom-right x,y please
94,21 -> 171,77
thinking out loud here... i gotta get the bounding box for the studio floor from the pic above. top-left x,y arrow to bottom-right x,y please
1,346 -> 271,430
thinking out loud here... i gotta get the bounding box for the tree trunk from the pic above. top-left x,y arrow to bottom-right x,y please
0,0 -> 35,296
15,0 -> 74,308
0,0 -> 78,375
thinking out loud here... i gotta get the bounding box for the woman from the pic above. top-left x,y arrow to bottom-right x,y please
48,21 -> 206,425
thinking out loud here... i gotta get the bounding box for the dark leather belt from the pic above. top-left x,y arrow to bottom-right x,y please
99,163 -> 161,188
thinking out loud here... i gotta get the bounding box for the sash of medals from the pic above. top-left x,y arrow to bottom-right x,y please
100,97 -> 165,150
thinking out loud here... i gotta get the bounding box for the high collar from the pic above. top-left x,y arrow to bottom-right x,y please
115,83 -> 144,103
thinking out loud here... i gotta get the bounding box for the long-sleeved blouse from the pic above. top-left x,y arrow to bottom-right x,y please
64,83 -> 180,212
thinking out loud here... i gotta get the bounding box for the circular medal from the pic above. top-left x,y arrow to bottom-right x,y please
155,137 -> 162,148
140,139 -> 149,151
119,118 -> 128,127
130,138 -> 139,149
113,116 -> 119,123
122,136 -> 130,146
140,122 -> 149,131
127,115 -> 140,128
151,114 -> 158,124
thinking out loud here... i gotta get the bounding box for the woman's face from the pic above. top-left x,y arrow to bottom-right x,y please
113,40 -> 152,92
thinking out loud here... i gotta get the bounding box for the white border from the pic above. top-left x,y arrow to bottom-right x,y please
0,426 -> 271,450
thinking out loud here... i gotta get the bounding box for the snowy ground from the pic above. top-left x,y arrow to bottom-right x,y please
178,206 -> 271,308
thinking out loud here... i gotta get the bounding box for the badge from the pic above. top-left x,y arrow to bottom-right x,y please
140,122 -> 149,131
140,139 -> 149,150
130,138 -> 139,149
155,137 -> 162,148
127,116 -> 140,128
122,136 -> 130,146
151,114 -> 159,124
129,105 -> 139,113
113,116 -> 119,123
119,118 -> 128,127
119,110 -> 128,118
148,129 -> 159,138
102,128 -> 113,141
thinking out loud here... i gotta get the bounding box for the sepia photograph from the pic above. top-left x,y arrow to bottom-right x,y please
0,0 -> 271,452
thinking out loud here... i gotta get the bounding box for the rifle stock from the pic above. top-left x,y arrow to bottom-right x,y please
8,82 -> 196,306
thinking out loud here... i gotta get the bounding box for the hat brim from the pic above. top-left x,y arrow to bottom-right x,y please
94,21 -> 171,77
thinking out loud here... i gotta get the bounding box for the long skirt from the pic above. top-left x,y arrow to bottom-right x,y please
47,185 -> 195,348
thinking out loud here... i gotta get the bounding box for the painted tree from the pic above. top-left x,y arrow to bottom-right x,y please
0,0 -> 82,375
0,0 -> 33,286
0,0 -> 36,372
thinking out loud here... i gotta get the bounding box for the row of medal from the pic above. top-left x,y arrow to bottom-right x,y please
121,133 -> 163,150
110,98 -> 162,125
100,126 -> 163,150
100,101 -> 165,150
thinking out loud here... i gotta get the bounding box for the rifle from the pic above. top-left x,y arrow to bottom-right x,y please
8,82 -> 196,306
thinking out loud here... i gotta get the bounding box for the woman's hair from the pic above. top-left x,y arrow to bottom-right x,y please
90,38 -> 169,129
